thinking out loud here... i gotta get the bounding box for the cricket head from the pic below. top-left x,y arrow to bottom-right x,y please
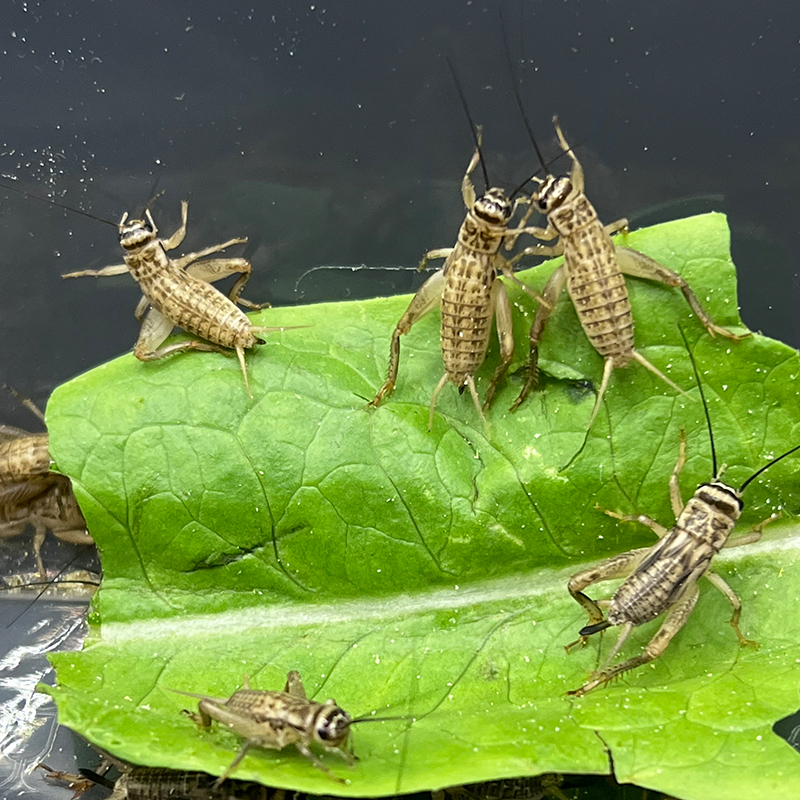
534,173 -> 573,214
474,187 -> 512,226
312,701 -> 353,749
696,480 -> 744,522
118,211 -> 156,250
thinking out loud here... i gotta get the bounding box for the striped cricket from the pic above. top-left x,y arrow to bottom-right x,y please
171,670 -> 405,785
40,763 -> 275,799
565,333 -> 800,696
505,116 -> 745,431
0,392 -> 91,579
61,200 -> 302,398
368,62 -> 548,433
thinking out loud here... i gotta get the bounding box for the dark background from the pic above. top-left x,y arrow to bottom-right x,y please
0,0 -> 799,796
1,0 -> 800,417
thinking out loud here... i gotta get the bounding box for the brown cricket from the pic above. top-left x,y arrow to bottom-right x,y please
565,335 -> 800,696
40,762 -> 276,799
172,670 -> 403,785
0,474 -> 91,580
63,201 -> 299,397
369,63 -> 546,432
506,117 -> 745,430
0,394 -> 92,579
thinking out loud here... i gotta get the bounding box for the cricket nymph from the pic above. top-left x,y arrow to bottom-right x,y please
565,332 -> 800,697
118,214 -> 260,354
441,187 -> 513,389
606,481 -> 744,629
64,201 -> 299,398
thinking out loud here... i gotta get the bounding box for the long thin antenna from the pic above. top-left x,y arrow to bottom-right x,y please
6,551 -> 98,627
349,714 -> 413,725
498,5 -> 548,175
679,326 -> 718,477
739,442 -> 800,494
445,56 -> 490,191
0,181 -> 117,227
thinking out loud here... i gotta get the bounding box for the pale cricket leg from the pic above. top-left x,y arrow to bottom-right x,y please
369,269 -> 445,407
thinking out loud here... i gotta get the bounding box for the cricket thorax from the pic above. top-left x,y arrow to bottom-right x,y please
549,194 -> 599,237
119,219 -> 156,251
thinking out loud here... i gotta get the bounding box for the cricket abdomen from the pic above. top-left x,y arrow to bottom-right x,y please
565,227 -> 634,364
0,434 -> 50,482
440,244 -> 495,384
144,272 -> 255,349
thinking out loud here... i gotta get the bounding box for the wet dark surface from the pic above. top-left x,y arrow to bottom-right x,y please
1,0 -> 799,796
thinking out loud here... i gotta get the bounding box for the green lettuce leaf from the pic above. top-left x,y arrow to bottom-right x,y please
45,214 -> 800,798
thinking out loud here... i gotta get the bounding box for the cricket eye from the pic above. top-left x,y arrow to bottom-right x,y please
317,708 -> 349,741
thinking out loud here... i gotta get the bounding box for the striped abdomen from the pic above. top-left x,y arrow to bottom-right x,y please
143,271 -> 255,349
0,434 -> 50,482
564,225 -> 634,365
440,242 -> 496,385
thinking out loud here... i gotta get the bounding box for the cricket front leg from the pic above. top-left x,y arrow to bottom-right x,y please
460,125 -> 482,210
669,429 -> 687,518
615,246 -> 748,340
482,278 -> 514,412
185,258 -> 270,310
368,269 -> 444,407
62,263 -> 129,279
599,506 -> 670,540
294,741 -> 346,783
161,200 -> 188,250
418,248 -> 453,273
569,583 -> 700,697
211,742 -> 253,788
509,264 -> 567,412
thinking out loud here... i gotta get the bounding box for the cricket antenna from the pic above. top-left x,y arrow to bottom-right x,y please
445,56 -> 490,192
738,442 -> 800,494
349,714 -> 413,725
498,5 -> 548,178
679,326 -> 718,478
0,180 -> 117,227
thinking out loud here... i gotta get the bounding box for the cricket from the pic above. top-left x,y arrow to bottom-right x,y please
40,762 -> 275,799
172,670 -> 404,785
61,200 -> 301,398
504,112 -> 744,432
565,332 -> 800,696
368,61 -> 548,433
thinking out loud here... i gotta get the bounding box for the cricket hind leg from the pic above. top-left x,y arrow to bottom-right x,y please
615,246 -> 748,340
284,670 -> 307,698
133,308 -> 233,361
509,264 -> 567,412
566,546 -> 650,650
185,257 -> 270,310
569,583 -> 700,697
481,278 -> 515,413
